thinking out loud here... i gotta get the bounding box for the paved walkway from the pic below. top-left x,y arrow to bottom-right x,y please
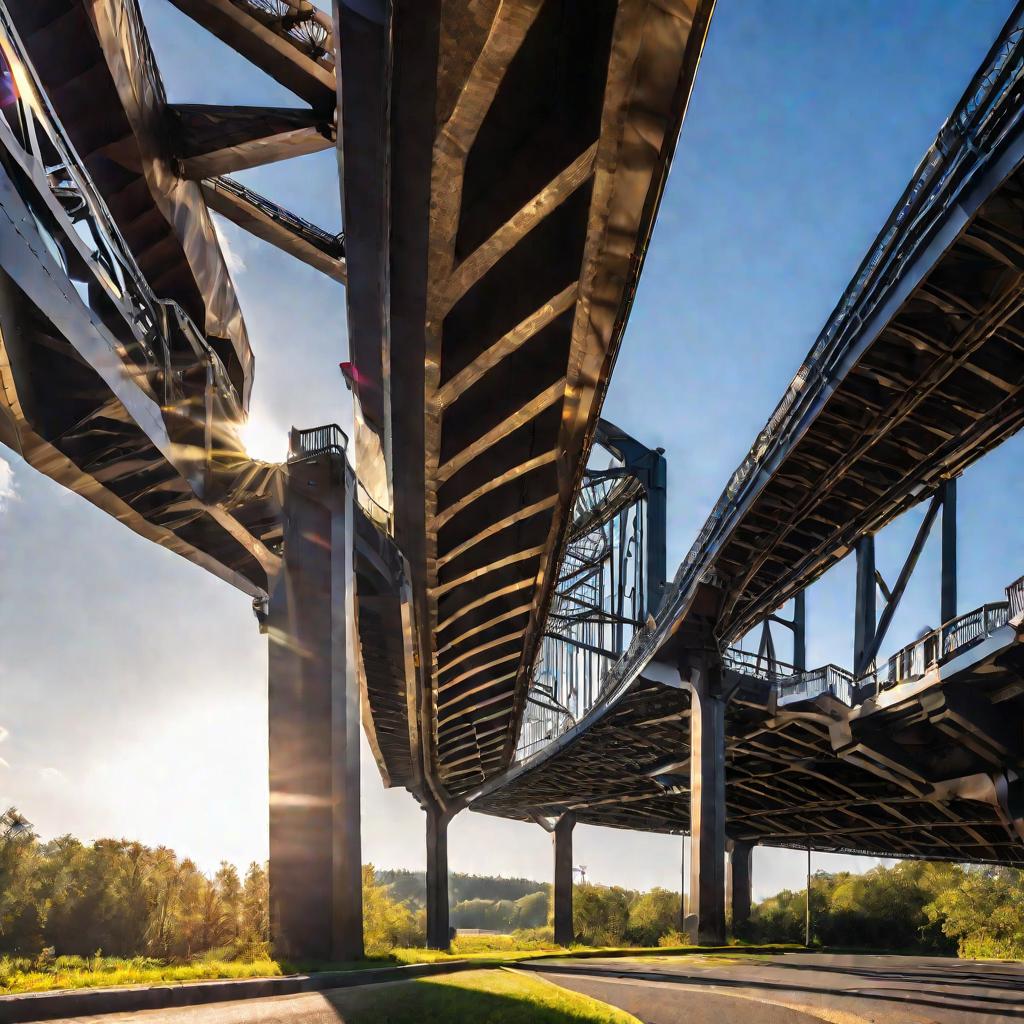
525,953 -> 1024,1024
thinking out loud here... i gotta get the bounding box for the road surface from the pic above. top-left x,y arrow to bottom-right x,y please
525,952 -> 1024,1023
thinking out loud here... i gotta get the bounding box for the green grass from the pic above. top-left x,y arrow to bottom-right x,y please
0,940 -> 805,996
315,968 -> 640,1023
0,955 -> 284,995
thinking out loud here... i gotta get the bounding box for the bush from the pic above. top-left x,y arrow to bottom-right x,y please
626,888 -> 681,947
573,885 -> 631,946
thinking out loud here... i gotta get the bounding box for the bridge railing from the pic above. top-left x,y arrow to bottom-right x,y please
1007,574 -> 1024,620
287,424 -> 394,532
0,6 -> 242,424
885,601 -> 1011,688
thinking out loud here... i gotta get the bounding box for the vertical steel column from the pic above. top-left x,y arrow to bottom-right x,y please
553,813 -> 576,946
792,591 -> 807,672
268,450 -> 363,962
425,801 -> 451,950
941,478 -> 958,625
854,535 -> 877,676
645,449 -> 668,616
729,842 -> 754,934
687,650 -> 727,945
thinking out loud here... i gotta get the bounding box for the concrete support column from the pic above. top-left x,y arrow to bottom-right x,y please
553,813 -> 576,946
728,841 -> 754,934
425,801 -> 452,950
687,649 -> 727,946
268,450 -> 363,962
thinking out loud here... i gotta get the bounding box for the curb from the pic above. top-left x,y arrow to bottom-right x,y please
0,960 -> 478,1022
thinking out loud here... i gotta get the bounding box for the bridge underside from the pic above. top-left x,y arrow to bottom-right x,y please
473,618 -> 1024,865
341,0 -> 714,799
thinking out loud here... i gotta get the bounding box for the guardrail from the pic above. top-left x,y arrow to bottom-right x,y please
286,424 -> 395,533
288,424 -> 348,461
1008,574 -> 1024,619
886,602 -> 1010,687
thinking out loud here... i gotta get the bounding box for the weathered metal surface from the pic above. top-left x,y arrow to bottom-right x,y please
0,8 -> 282,593
473,597 -> 1024,863
172,103 -> 333,180
202,175 -> 346,283
12,0 -> 255,406
339,0 -> 715,799
166,0 -> 335,110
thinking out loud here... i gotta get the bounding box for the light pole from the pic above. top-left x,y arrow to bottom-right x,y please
805,844 -> 812,947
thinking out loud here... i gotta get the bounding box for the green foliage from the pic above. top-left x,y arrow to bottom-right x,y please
0,954 -> 281,994
362,865 -> 424,956
573,884 -> 632,946
924,865 -> 1024,959
451,890 -> 549,931
375,869 -> 551,908
0,832 -> 270,961
626,888 -> 681,947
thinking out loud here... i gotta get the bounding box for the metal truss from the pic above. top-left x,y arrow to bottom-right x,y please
517,422 -> 665,760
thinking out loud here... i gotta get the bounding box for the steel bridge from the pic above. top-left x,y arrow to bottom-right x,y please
2,0 -> 1023,964
474,3 -> 1024,944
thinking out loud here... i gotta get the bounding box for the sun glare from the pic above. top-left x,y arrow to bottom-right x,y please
238,409 -> 288,463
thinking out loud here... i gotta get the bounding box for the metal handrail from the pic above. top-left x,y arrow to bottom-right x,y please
288,424 -> 348,461
207,175 -> 345,258
886,602 -> 1010,686
1007,574 -> 1024,619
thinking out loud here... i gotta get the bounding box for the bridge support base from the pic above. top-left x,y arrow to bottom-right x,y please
425,801 -> 452,950
268,450 -> 363,963
687,650 -> 727,946
728,841 -> 754,935
553,813 -> 576,946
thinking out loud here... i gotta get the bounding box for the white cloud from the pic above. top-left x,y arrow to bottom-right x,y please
212,217 -> 246,276
0,455 -> 14,510
0,725 -> 8,744
0,758 -> 8,769
38,766 -> 65,784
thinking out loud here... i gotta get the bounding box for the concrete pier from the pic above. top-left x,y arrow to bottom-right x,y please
729,841 -> 754,933
268,449 -> 363,962
553,813 -> 576,946
425,801 -> 451,950
687,650 -> 727,945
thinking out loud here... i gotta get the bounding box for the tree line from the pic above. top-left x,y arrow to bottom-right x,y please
2,817 -> 1022,960
0,832 -> 268,960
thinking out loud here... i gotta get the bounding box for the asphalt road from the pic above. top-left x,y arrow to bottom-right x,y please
525,952 -> 1024,1024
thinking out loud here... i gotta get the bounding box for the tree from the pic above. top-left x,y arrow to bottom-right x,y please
925,865 -> 1024,959
241,862 -> 269,943
573,884 -> 631,946
627,888 -> 680,946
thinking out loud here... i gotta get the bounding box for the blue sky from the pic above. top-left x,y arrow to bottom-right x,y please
1,0 -> 1021,900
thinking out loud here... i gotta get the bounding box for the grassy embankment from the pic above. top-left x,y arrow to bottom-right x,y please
294,969 -> 640,1024
0,936 -> 804,995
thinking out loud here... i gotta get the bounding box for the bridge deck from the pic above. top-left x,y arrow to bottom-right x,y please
473,584 -> 1024,863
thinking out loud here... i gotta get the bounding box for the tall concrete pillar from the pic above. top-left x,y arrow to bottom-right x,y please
425,801 -> 451,950
687,649 -> 727,946
553,813 -> 575,946
729,841 -> 754,934
268,448 -> 363,962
